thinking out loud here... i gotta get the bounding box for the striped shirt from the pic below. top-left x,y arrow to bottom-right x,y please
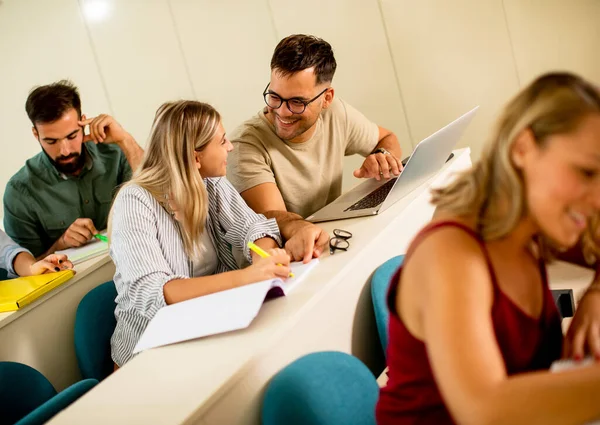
109,177 -> 282,366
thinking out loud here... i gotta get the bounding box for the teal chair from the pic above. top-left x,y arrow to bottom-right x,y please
74,281 -> 117,381
262,351 -> 379,425
370,255 -> 404,357
0,361 -> 97,425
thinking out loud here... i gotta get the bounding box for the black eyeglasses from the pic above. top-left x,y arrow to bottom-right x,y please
329,229 -> 353,255
263,83 -> 329,114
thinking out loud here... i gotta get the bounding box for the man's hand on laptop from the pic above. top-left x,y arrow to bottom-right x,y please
354,150 -> 403,181
284,222 -> 330,264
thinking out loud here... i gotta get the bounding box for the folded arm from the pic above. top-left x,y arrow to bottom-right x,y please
240,182 -> 329,262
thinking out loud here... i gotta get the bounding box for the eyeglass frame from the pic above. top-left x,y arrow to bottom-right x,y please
329,228 -> 353,255
262,83 -> 329,114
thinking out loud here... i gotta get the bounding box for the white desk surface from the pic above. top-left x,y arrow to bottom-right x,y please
50,148 -> 475,425
0,253 -> 112,329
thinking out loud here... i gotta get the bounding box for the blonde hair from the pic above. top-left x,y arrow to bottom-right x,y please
432,72 -> 600,262
124,101 -> 221,257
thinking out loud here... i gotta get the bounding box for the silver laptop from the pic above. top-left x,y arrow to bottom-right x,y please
306,106 -> 479,223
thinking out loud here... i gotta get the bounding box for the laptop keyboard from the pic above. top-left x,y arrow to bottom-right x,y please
344,178 -> 398,212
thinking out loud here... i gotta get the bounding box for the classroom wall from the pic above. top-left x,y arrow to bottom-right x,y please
0,0 -> 598,218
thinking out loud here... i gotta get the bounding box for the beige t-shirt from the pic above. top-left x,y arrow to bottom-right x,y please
227,98 -> 379,218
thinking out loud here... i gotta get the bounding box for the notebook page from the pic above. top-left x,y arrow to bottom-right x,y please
55,231 -> 108,264
278,259 -> 320,295
133,279 -> 275,354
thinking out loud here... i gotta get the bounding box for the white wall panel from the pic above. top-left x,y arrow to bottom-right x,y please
169,0 -> 277,131
381,0 -> 521,159
82,0 -> 194,145
504,0 -> 600,86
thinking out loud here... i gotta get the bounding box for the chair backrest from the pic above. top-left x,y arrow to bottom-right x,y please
370,255 -> 404,357
262,351 -> 379,425
74,281 -> 117,381
14,379 -> 98,425
0,362 -> 57,425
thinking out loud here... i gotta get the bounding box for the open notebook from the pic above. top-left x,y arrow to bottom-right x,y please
551,357 -> 600,425
55,232 -> 108,264
133,259 -> 319,354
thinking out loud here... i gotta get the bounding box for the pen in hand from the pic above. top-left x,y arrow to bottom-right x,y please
247,241 -> 294,278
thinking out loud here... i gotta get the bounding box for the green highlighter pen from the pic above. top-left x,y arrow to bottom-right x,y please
94,234 -> 109,243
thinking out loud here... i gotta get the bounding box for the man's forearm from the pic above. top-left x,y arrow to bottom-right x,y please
374,133 -> 402,158
263,210 -> 309,241
119,137 -> 144,171
38,237 -> 65,260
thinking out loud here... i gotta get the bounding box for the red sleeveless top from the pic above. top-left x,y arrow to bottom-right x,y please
376,221 -> 563,425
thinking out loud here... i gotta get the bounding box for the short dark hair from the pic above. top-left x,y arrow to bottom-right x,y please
25,80 -> 82,126
270,34 -> 337,85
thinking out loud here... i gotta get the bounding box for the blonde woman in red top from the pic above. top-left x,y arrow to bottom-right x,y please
377,72 -> 600,425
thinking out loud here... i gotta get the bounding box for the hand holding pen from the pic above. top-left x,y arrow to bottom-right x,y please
246,242 -> 293,281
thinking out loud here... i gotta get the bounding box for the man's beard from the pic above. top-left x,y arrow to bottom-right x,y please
50,150 -> 86,175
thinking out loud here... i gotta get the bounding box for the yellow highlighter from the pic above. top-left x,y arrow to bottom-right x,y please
247,241 -> 294,278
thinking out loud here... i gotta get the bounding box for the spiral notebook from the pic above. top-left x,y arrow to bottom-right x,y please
133,259 -> 319,354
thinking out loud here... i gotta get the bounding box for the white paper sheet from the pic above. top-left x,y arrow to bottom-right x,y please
279,259 -> 320,294
133,259 -> 319,354
133,280 -> 274,353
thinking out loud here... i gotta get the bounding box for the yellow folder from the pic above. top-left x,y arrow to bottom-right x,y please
0,270 -> 75,312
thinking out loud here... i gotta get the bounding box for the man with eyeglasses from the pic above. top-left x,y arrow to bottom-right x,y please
227,34 -> 403,263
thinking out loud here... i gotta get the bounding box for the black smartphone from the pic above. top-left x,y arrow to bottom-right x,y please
401,152 -> 454,167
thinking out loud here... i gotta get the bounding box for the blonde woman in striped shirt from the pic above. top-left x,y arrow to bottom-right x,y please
109,101 -> 290,366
